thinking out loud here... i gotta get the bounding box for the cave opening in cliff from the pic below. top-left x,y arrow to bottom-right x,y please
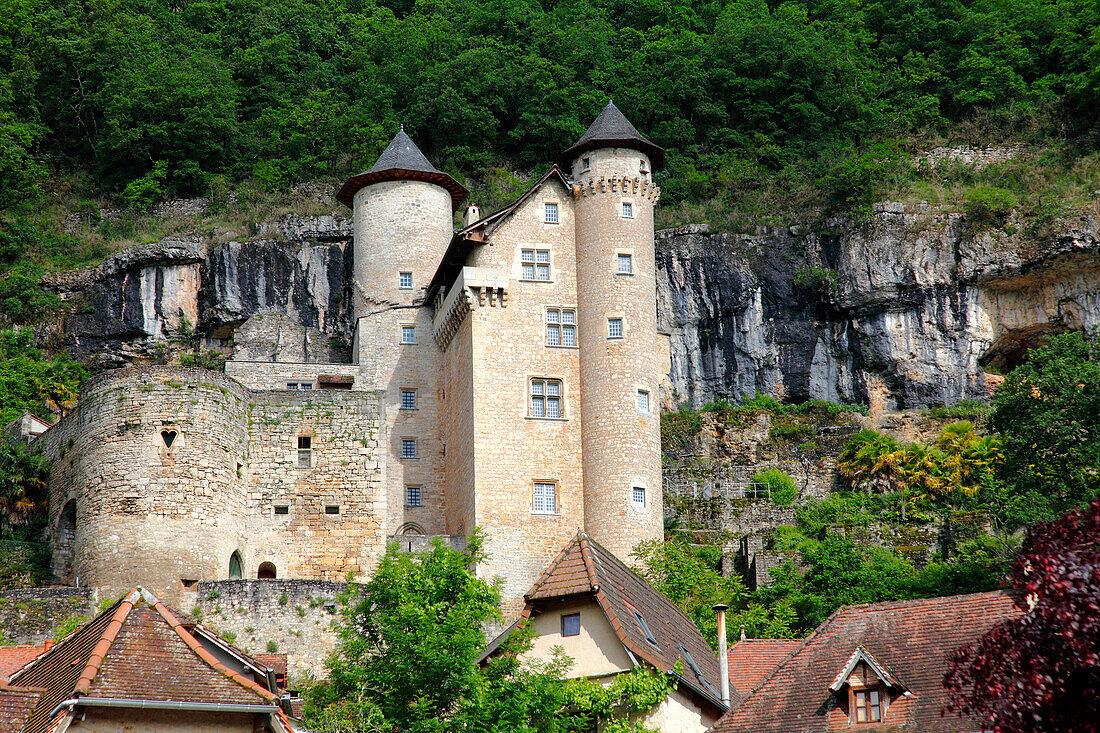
979,323 -> 1068,374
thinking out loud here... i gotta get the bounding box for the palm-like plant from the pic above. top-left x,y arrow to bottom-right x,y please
0,444 -> 50,533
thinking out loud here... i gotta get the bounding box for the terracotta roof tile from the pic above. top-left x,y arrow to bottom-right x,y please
0,645 -> 49,683
9,588 -> 278,733
711,591 -> 1023,733
0,685 -> 43,733
726,639 -> 801,699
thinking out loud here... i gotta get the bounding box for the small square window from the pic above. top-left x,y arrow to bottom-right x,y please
406,486 -> 422,507
544,202 -> 559,224
582,157 -> 590,171
608,318 -> 623,339
274,505 -> 289,515
633,486 -> 646,507
399,271 -> 413,289
401,390 -> 417,409
561,613 -> 581,637
300,383 -> 312,390
637,390 -> 650,413
622,202 -> 633,218
533,481 -> 557,514
287,383 -> 298,390
401,439 -> 417,459
324,505 -> 340,515
401,326 -> 416,344
632,609 -> 659,647
853,688 -> 882,723
297,436 -> 312,468
617,253 -> 633,274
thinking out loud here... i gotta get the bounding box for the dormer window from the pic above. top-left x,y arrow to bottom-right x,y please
829,646 -> 904,726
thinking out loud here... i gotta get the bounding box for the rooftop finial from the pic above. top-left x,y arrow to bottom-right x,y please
400,123 -> 405,132
740,624 -> 747,641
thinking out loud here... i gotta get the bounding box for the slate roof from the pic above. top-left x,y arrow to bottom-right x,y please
725,638 -> 801,700
0,645 -> 49,683
0,686 -> 43,733
562,100 -> 665,170
8,588 -> 283,733
711,591 -> 1023,733
336,127 -> 467,208
508,532 -> 725,711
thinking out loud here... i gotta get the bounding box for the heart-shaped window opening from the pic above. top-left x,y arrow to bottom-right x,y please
162,430 -> 178,449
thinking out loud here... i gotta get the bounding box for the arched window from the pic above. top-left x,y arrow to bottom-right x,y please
257,561 -> 277,579
228,551 -> 243,579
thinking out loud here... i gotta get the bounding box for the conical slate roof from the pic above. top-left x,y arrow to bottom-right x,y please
563,100 -> 665,170
337,127 -> 468,209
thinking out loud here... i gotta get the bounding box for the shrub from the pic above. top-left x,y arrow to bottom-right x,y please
963,186 -> 1016,231
753,468 -> 798,505
122,161 -> 168,211
928,400 -> 990,421
793,267 -> 837,294
661,407 -> 703,454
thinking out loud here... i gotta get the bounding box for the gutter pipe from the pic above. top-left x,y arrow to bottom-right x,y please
50,697 -> 280,719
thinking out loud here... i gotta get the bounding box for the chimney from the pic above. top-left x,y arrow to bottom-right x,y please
464,204 -> 481,228
714,603 -> 730,707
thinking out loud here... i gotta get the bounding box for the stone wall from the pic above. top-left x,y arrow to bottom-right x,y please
194,579 -> 348,678
0,587 -> 97,645
37,366 -> 386,606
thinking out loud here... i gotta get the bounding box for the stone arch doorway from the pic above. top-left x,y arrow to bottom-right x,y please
54,500 -> 77,582
257,561 -> 277,579
229,551 -> 243,579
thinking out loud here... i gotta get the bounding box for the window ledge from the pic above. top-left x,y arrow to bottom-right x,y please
546,344 -> 580,350
532,511 -> 560,516
607,337 -> 624,341
399,456 -> 420,460
519,278 -> 555,284
399,407 -> 419,411
615,272 -> 635,277
525,416 -> 568,422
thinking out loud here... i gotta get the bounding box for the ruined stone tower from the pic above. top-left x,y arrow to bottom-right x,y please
567,101 -> 665,559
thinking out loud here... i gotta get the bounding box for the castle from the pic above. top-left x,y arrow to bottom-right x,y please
33,101 -> 666,610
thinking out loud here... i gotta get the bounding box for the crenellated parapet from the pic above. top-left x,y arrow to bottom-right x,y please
572,175 -> 660,204
432,266 -> 509,350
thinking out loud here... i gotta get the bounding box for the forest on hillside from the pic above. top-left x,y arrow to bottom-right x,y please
4,0 -> 1100,205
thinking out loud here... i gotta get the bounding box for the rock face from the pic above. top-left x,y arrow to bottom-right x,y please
47,215 -> 354,366
43,202 -> 1100,411
656,204 -> 1100,411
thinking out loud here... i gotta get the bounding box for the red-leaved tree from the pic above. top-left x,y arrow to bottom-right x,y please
944,500 -> 1100,732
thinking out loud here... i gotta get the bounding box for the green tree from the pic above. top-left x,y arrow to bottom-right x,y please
0,441 -> 48,532
632,537 -> 745,649
990,331 -> 1100,528
306,530 -> 671,733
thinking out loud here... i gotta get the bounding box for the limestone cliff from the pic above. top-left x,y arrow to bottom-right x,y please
657,204 -> 1100,411
41,202 -> 1100,413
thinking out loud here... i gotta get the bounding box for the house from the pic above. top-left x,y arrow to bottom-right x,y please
482,531 -> 727,732
709,590 -> 1022,733
2,588 -> 297,733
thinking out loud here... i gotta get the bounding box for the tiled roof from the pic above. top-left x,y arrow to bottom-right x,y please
0,645 -> 49,683
336,127 -> 467,208
726,638 -> 801,700
9,588 -> 279,733
522,532 -> 724,709
563,100 -> 665,169
0,685 -> 43,733
711,591 -> 1023,733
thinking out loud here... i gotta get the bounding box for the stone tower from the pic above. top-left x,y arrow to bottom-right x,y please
336,129 -> 467,538
566,101 -> 664,559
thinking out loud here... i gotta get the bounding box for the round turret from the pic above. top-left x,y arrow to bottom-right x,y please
44,367 -> 250,600
338,128 -> 467,313
569,102 -> 664,559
